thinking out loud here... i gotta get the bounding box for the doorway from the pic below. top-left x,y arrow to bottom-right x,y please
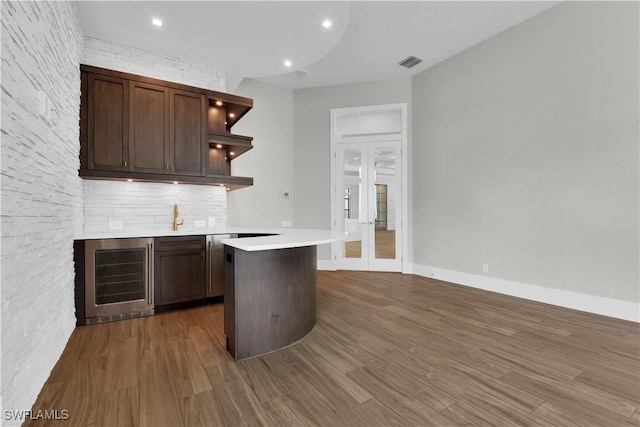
330,104 -> 407,272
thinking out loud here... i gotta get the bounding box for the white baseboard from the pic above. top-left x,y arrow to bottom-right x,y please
402,263 -> 414,275
412,264 -> 639,323
317,260 -> 337,271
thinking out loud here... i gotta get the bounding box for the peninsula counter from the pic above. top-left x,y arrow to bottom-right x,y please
222,229 -> 343,361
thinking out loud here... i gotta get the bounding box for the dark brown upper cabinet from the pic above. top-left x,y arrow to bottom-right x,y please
79,65 -> 254,189
83,73 -> 129,171
129,81 -> 170,174
171,89 -> 207,176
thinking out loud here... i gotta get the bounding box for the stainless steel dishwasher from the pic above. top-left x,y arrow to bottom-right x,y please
206,234 -> 236,298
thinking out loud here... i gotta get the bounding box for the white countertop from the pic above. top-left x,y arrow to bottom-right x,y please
77,227 -> 344,251
221,229 -> 344,251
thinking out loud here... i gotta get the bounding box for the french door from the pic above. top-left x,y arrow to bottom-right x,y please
335,140 -> 402,271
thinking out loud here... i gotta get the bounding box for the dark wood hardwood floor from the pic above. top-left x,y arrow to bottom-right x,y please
27,271 -> 639,426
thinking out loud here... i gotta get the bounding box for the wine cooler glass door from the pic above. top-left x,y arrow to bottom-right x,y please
85,238 -> 154,320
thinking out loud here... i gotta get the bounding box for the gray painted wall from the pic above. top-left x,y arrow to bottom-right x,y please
412,1 -> 639,302
228,79 -> 295,228
293,78 -> 412,259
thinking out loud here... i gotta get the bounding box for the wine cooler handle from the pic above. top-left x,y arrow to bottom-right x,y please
207,241 -> 212,293
147,242 -> 154,305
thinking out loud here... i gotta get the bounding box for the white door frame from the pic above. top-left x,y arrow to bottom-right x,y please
330,103 -> 409,272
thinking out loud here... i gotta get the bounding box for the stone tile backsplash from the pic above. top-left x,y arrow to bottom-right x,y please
83,181 -> 227,235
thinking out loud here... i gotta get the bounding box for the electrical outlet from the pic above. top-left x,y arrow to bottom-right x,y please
108,220 -> 123,231
282,191 -> 291,199
208,216 -> 216,227
194,220 -> 205,228
281,220 -> 292,228
482,264 -> 489,274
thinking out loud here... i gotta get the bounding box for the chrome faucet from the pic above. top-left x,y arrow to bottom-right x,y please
173,203 -> 184,231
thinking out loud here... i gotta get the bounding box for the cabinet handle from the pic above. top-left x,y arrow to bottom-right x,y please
124,160 -> 127,168
171,165 -> 174,171
207,241 -> 212,293
147,242 -> 154,306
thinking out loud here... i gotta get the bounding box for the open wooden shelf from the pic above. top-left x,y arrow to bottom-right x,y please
209,132 -> 253,157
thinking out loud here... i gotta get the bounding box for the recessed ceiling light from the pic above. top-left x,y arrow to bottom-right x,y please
322,19 -> 332,29
283,60 -> 292,68
152,18 -> 162,27
215,100 -> 223,106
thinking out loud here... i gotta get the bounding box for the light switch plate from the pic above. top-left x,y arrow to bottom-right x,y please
37,91 -> 51,121
208,216 -> 216,227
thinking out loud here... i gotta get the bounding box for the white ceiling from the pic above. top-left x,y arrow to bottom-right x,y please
76,1 -> 560,92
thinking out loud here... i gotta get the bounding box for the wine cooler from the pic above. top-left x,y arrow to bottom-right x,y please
84,238 -> 154,324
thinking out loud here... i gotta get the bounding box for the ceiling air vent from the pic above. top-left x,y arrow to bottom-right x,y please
398,55 -> 423,69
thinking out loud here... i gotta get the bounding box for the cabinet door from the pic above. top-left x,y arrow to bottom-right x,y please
154,248 -> 206,306
170,89 -> 207,176
86,74 -> 129,171
129,81 -> 170,174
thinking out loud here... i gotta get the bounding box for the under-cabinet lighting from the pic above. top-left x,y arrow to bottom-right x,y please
126,179 -> 133,182
322,19 -> 332,29
283,60 -> 292,67
226,188 -> 230,191
219,184 -> 225,187
215,100 -> 223,106
229,113 -> 235,118
152,18 -> 162,27
173,181 -> 179,185
216,144 -> 223,149
230,152 -> 235,156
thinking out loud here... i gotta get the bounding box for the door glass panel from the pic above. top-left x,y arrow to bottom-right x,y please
373,147 -> 396,259
343,148 -> 363,259
94,248 -> 146,305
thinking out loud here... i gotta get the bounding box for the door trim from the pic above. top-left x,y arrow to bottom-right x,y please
330,103 -> 408,272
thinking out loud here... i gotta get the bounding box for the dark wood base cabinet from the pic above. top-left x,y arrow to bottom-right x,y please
154,236 -> 206,307
224,245 -> 317,361
74,240 -> 86,327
